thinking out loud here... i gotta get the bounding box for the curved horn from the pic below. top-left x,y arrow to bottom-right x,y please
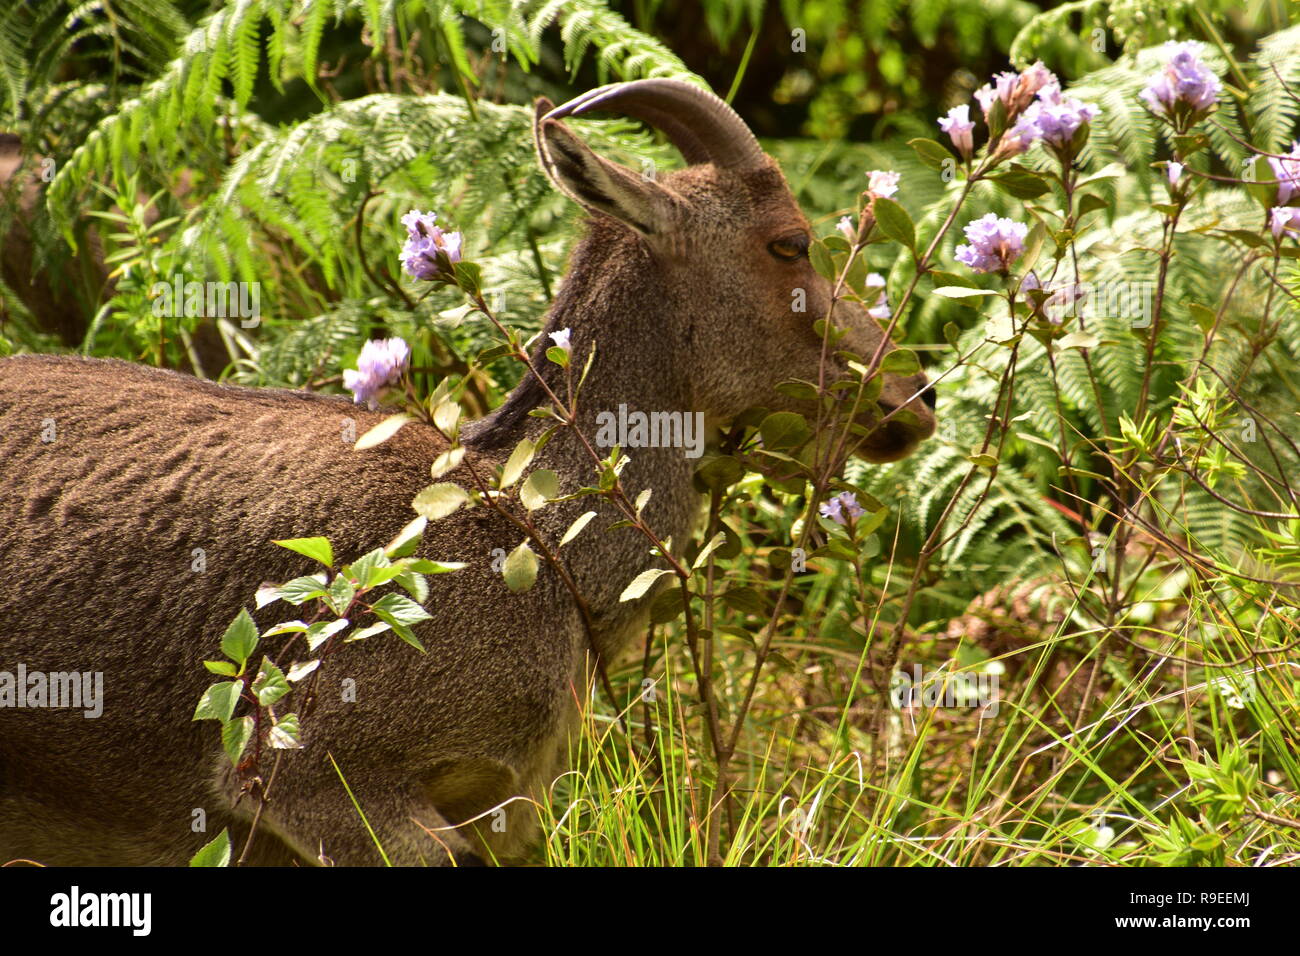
542,78 -> 765,171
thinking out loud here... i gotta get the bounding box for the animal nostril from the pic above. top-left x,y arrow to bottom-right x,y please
921,386 -> 937,409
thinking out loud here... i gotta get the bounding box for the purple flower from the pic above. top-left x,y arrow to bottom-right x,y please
399,209 -> 464,280
837,215 -> 856,242
549,327 -> 572,352
1017,83 -> 1099,150
1139,42 -> 1221,122
865,272 -> 891,321
1268,142 -> 1300,203
867,170 -> 900,200
820,491 -> 866,526
954,213 -> 1029,274
975,62 -> 1056,122
344,337 -> 410,409
938,104 -> 975,157
1270,206 -> 1300,240
1167,161 -> 1184,186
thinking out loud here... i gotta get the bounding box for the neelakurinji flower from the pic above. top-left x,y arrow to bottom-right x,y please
1139,41 -> 1221,126
1018,83 -> 1099,150
867,169 -> 901,200
1167,161 -> 1185,187
974,62 -> 1056,123
954,213 -> 1029,274
1268,142 -> 1300,204
549,327 -> 572,352
344,337 -> 410,409
399,209 -> 464,280
1270,206 -> 1300,240
820,491 -> 866,526
865,272 -> 891,321
837,215 -> 857,243
938,104 -> 975,158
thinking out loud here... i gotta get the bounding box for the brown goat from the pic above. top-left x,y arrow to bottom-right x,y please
0,79 -> 936,865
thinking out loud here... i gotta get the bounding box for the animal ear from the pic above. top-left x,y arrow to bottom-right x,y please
534,100 -> 680,237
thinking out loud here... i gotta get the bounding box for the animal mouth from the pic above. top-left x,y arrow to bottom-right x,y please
857,399 -> 934,463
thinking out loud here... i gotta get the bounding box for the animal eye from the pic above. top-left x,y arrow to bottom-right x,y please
767,235 -> 808,262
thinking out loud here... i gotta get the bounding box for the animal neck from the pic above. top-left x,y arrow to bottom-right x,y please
464,221 -> 706,645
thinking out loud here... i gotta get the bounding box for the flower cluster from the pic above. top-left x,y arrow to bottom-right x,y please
1269,142 -> 1300,204
399,210 -> 464,280
1270,206 -> 1300,240
954,214 -> 1028,274
938,61 -> 1097,162
867,169 -> 900,200
820,491 -> 865,526
1008,83 -> 1099,155
344,337 -> 410,409
1139,42 -> 1221,127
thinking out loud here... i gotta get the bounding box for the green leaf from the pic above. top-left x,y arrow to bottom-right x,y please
370,593 -> 433,627
560,511 -> 598,547
355,414 -> 411,451
872,197 -> 916,251
221,716 -> 253,765
194,680 -> 244,723
695,454 -> 746,490
268,713 -> 302,749
520,468 -> 559,510
760,411 -> 812,451
385,516 -> 427,559
252,660 -> 291,706
189,830 -> 231,867
989,166 -> 1051,199
881,349 -> 921,375
275,574 -> 328,604
429,446 -> 466,480
933,286 -> 999,298
620,567 -> 674,602
503,541 -> 539,593
692,532 -> 727,570
501,438 -> 536,489
908,137 -> 952,170
412,482 -> 469,520
273,536 -> 333,568
404,558 -> 466,574
809,240 -> 837,280
305,618 -> 349,652
203,660 -> 238,676
286,659 -> 321,682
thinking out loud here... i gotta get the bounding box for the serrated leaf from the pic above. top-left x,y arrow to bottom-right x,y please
252,660 -> 290,706
429,447 -> 465,480
220,608 -> 259,668
306,617 -> 349,652
273,536 -> 333,568
222,716 -> 253,765
204,660 -> 239,676
194,680 -> 244,723
278,574 -> 328,606
189,830 -> 231,867
881,349 -> 921,375
268,713 -> 302,749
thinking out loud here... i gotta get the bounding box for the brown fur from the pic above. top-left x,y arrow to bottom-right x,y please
0,85 -> 934,866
